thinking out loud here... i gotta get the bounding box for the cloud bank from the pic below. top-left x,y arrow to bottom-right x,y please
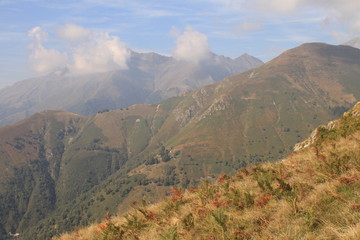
211,0 -> 360,33
172,27 -> 210,64
28,27 -> 68,73
56,23 -> 91,42
28,24 -> 130,75
70,32 -> 129,74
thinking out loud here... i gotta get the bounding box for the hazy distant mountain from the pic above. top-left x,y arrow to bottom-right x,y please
0,50 -> 263,126
0,43 -> 359,239
344,37 -> 360,48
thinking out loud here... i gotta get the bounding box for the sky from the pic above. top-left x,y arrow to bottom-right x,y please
0,0 -> 359,87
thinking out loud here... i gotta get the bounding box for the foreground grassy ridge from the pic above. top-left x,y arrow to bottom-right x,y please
54,103 -> 360,240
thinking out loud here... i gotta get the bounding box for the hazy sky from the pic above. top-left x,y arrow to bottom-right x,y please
0,0 -> 359,87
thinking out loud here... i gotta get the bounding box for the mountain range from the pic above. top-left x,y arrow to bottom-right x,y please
0,42 -> 359,239
0,51 -> 263,127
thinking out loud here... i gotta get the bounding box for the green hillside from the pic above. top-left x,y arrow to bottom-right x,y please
55,102 -> 360,240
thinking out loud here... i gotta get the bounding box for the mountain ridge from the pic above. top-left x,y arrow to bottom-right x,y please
0,50 -> 263,127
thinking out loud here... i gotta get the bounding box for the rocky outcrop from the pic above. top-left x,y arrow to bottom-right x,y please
294,102 -> 360,151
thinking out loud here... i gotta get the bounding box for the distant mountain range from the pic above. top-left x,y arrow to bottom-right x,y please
0,50 -> 263,127
0,43 -> 359,239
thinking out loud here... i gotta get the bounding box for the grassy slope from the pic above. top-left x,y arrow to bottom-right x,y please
154,43 -> 360,165
55,102 -> 360,240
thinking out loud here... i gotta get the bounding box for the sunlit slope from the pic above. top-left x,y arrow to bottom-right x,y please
148,43 -> 360,166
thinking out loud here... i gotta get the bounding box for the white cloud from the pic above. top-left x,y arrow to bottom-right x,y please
28,24 -> 130,75
70,32 -> 130,74
56,23 -> 91,42
28,26 -> 47,43
172,27 -> 210,64
28,27 -> 68,73
309,0 -> 360,33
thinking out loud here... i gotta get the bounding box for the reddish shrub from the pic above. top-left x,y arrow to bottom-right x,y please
218,174 -> 229,183
255,194 -> 273,207
212,198 -> 231,208
196,208 -> 209,217
338,177 -> 356,184
98,221 -> 108,230
233,230 -> 249,238
104,212 -> 111,221
236,172 -> 244,179
146,210 -> 157,221
351,205 -> 360,210
257,216 -> 272,228
188,186 -> 198,193
170,188 -> 184,202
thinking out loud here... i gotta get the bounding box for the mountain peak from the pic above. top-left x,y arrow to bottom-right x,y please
239,53 -> 250,58
280,42 -> 360,60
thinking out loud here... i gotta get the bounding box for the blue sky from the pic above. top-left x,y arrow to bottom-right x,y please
0,0 -> 359,87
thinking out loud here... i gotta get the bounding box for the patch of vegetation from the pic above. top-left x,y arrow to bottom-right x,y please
98,109 -> 110,114
315,110 -> 360,146
128,118 -> 152,155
